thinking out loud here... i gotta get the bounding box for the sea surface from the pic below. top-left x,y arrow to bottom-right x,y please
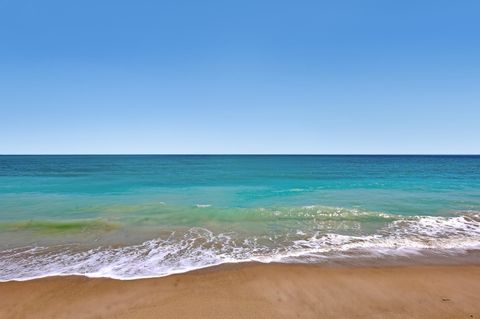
1,155 -> 479,280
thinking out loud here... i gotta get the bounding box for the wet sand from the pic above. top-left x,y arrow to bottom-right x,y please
1,264 -> 479,319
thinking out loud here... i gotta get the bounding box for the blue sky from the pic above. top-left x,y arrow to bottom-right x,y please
1,0 -> 479,154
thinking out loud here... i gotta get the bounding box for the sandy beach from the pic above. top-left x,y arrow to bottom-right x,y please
1,263 -> 479,319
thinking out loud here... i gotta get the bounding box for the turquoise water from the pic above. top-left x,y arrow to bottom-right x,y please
1,155 -> 479,280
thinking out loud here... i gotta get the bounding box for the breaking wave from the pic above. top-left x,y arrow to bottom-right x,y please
1,209 -> 479,281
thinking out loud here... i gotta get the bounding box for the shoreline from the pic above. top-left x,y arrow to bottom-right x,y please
1,263 -> 479,318
3,249 -> 480,282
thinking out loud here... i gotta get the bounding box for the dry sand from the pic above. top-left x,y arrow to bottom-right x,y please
1,264 -> 479,319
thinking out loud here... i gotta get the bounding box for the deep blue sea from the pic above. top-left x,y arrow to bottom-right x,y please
1,155 -> 479,280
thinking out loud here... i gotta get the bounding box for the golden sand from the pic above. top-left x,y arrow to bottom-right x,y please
1,264 -> 479,318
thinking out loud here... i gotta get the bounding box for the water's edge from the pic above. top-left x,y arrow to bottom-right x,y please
1,210 -> 479,282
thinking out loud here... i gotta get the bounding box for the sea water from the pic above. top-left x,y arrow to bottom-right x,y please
0,155 -> 479,280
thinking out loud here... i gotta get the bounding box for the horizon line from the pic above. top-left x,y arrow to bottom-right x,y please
1,154 -> 479,156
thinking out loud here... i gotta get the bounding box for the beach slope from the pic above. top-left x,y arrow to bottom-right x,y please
1,264 -> 479,319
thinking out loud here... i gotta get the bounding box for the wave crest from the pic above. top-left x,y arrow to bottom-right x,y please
1,211 -> 479,281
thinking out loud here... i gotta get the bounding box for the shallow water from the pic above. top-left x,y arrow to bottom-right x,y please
1,155 -> 479,280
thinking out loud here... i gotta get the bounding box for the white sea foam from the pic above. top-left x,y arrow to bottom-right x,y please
195,204 -> 211,208
1,212 -> 479,282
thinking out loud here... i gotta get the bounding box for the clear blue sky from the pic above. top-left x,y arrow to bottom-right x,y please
1,0 -> 479,154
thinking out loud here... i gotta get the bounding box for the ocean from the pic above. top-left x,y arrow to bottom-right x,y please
1,155 -> 479,280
